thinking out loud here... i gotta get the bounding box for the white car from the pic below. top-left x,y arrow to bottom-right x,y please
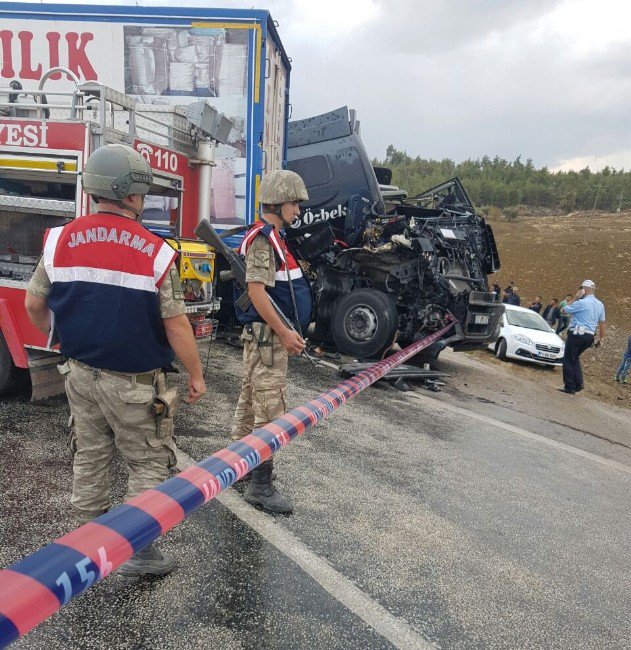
488,304 -> 565,367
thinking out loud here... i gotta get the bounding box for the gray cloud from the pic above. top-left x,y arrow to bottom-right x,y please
280,1 -> 631,169
364,0 -> 559,55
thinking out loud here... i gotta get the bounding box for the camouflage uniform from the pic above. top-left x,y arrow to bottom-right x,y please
230,234 -> 288,439
27,258 -> 185,522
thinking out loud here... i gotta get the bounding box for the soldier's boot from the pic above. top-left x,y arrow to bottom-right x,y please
244,459 -> 292,514
75,508 -> 108,525
118,543 -> 176,577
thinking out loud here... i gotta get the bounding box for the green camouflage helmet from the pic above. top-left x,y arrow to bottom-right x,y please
83,144 -> 153,200
259,169 -> 309,205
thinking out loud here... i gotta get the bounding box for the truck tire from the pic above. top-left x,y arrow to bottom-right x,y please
331,289 -> 399,359
0,332 -> 25,394
495,338 -> 507,361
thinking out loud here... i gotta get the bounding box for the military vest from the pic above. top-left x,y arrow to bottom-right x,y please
42,212 -> 177,373
234,221 -> 312,329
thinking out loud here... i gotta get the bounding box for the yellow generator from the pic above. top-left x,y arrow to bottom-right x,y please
166,238 -> 219,339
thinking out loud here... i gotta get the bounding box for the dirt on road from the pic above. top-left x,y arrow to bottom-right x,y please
484,209 -> 631,407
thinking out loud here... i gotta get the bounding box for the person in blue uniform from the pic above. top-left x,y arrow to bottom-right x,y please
559,280 -> 605,394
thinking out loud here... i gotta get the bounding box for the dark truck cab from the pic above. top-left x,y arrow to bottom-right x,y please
286,106 -> 502,360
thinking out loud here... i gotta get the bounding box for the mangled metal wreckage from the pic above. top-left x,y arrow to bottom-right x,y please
285,107 -> 502,361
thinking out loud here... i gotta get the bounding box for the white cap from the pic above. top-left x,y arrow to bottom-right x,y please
581,279 -> 596,289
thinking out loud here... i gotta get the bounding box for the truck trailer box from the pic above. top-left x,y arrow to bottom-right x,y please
0,2 -> 291,226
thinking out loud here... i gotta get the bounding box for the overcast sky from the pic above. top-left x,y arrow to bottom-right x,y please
23,0 -> 631,170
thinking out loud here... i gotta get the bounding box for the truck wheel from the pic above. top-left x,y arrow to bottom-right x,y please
331,289 -> 398,359
0,332 -> 24,394
495,338 -> 507,361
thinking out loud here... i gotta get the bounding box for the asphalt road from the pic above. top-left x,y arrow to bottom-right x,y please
1,341 -> 630,649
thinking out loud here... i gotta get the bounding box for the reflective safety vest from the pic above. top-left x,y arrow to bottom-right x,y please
42,212 -> 177,373
234,221 -> 312,329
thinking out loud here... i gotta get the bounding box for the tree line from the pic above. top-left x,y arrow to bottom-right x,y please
375,146 -> 631,212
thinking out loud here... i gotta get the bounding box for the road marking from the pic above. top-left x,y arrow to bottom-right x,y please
407,392 -> 631,477
176,450 -> 435,650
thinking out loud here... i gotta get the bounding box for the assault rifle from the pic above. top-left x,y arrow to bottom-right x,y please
194,219 -> 316,365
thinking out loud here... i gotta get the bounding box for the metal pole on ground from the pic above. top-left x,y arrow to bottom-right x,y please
0,319 -> 454,648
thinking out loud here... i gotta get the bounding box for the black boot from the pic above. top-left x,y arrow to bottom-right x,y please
244,459 -> 293,514
118,543 -> 176,577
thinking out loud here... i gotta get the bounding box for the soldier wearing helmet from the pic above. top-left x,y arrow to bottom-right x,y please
25,144 -> 207,576
231,169 -> 312,514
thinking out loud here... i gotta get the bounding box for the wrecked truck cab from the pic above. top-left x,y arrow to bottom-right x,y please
286,106 -> 384,248
286,107 -> 502,360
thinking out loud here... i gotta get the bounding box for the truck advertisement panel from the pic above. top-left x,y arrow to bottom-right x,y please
0,6 -> 288,226
122,23 -> 250,225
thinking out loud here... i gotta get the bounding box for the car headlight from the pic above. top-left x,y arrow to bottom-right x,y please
513,334 -> 534,346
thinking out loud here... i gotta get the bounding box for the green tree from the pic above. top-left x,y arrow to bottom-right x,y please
374,146 -> 631,212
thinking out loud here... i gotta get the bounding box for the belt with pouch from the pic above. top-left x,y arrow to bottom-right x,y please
244,321 -> 273,347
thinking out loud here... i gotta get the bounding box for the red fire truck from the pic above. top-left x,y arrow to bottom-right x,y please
0,68 -> 228,398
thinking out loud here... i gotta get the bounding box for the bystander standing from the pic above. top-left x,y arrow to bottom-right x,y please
556,293 -> 573,335
505,286 -> 521,306
529,296 -> 543,313
542,298 -> 560,329
613,335 -> 631,384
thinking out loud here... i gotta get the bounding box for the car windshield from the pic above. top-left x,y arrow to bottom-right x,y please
506,309 -> 552,332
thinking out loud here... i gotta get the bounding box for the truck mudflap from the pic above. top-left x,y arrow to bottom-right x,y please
28,349 -> 65,400
450,291 -> 502,349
